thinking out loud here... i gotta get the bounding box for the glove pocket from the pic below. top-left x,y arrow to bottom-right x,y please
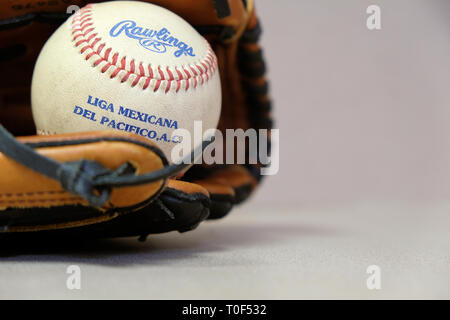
0,131 -> 168,232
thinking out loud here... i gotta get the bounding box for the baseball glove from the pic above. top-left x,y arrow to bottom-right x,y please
0,0 -> 272,240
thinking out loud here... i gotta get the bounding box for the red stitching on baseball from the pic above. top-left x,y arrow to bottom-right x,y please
81,45 -> 90,54
101,62 -> 111,73
94,58 -> 102,67
70,5 -> 218,93
85,51 -> 95,60
200,63 -> 208,73
111,52 -> 118,65
86,32 -> 97,42
80,23 -> 93,32
166,67 -> 174,80
91,37 -> 101,48
189,66 -> 198,77
147,65 -> 154,78
97,42 -> 105,54
158,66 -> 165,80
75,39 -> 86,47
143,77 -> 151,90
154,80 -> 161,92
104,47 -> 111,60
110,67 -> 121,79
175,67 -> 183,79
132,75 -> 141,87
139,63 -> 145,76
121,71 -> 131,83
129,60 -> 136,73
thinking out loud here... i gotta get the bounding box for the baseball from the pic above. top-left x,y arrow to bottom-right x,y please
31,1 -> 221,163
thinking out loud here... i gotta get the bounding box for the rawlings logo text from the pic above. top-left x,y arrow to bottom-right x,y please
109,20 -> 196,58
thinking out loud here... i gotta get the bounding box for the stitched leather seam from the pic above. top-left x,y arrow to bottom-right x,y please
31,130 -> 170,169
0,190 -> 68,198
0,198 -> 83,205
0,191 -> 83,205
70,4 -> 218,93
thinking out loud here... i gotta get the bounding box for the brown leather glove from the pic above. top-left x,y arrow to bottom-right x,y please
0,0 -> 272,239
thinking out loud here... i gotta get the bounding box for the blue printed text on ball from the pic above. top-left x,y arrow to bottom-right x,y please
109,20 -> 196,58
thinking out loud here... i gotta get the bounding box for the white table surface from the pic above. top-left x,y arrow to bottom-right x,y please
1,202 -> 448,299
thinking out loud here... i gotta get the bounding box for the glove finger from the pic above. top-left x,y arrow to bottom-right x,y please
191,165 -> 257,219
191,180 -> 235,220
0,179 -> 211,240
0,131 -> 168,232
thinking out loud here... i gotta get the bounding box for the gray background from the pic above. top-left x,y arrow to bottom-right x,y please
1,0 -> 449,299
253,0 -> 450,208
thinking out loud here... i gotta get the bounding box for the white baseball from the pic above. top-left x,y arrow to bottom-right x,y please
31,1 -> 221,163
